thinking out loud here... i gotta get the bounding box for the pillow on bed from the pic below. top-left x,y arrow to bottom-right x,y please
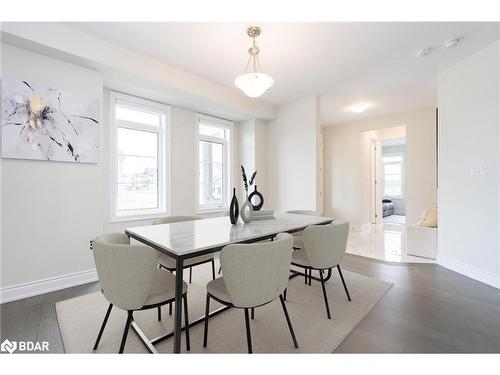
418,206 -> 438,228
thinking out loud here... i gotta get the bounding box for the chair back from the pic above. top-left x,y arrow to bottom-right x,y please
220,233 -> 293,308
92,233 -> 160,310
286,210 -> 318,216
153,215 -> 201,225
302,221 -> 350,269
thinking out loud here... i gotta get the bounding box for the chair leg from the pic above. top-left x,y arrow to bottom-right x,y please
189,267 -> 192,283
183,294 -> 190,351
157,306 -> 162,321
119,310 -> 133,354
308,268 -> 312,285
279,295 -> 299,348
304,268 -> 307,284
283,288 -> 287,301
203,295 -> 210,347
244,308 -> 253,354
211,259 -> 216,280
251,307 -> 255,320
337,265 -> 351,301
93,303 -> 113,350
218,266 -> 222,274
319,269 -> 332,319
169,269 -> 174,315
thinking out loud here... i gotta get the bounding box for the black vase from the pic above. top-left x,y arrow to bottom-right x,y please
229,188 -> 239,224
249,185 -> 264,211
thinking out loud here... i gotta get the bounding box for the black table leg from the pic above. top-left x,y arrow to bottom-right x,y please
173,257 -> 184,353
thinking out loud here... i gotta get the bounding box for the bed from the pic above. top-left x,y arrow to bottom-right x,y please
382,198 -> 394,217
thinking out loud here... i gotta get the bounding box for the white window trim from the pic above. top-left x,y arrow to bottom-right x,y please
382,151 -> 405,199
195,113 -> 234,213
109,91 -> 171,223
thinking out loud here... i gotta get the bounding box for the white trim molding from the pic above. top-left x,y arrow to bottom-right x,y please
437,256 -> 500,289
0,269 -> 98,304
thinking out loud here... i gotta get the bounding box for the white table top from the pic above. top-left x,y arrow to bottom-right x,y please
125,213 -> 334,258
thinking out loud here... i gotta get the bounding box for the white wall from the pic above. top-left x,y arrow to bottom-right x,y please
237,119 -> 267,203
254,119 -> 268,202
266,96 -> 321,212
1,45 -> 104,288
0,44 -> 242,300
437,40 -> 500,288
323,108 -> 436,227
239,120 -> 255,167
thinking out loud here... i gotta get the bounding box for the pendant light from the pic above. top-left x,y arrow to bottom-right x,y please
234,26 -> 274,98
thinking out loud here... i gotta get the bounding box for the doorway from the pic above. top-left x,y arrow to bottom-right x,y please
381,137 -> 406,225
365,126 -> 407,226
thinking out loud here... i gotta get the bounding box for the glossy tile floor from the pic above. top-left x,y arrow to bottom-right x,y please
383,214 -> 406,225
347,223 -> 435,264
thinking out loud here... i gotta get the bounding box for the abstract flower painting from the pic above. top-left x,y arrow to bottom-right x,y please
1,79 -> 99,163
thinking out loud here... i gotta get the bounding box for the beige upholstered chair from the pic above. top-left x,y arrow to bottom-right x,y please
153,216 -> 216,283
153,216 -> 216,318
286,210 -> 319,283
91,233 -> 190,353
203,233 -> 298,353
290,221 -> 350,319
286,210 -> 319,249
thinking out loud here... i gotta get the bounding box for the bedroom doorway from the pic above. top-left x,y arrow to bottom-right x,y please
381,137 -> 406,225
368,126 -> 407,226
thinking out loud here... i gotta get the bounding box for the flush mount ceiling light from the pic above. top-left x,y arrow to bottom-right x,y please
443,37 -> 461,49
349,103 -> 371,113
234,26 -> 274,98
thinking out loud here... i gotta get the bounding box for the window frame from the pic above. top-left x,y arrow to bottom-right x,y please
195,113 -> 234,213
382,151 -> 405,199
109,91 -> 171,222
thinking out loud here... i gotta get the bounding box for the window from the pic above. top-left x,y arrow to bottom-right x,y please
110,92 -> 170,221
196,114 -> 233,211
382,153 -> 404,197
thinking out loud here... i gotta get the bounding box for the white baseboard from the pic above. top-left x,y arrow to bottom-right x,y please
351,223 -> 371,232
0,269 -> 98,304
437,256 -> 500,289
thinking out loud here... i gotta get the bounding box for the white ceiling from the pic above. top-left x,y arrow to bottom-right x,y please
67,22 -> 499,125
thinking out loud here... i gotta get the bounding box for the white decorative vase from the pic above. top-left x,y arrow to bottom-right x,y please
240,193 -> 253,223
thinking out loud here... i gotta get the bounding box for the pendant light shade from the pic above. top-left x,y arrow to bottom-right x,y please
235,26 -> 274,98
234,72 -> 274,98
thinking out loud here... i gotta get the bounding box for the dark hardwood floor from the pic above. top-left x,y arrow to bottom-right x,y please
1,255 -> 500,353
336,256 -> 500,353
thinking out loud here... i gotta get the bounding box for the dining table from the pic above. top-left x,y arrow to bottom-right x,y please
125,212 -> 334,353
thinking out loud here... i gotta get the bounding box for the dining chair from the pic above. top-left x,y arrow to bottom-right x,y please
289,221 -> 350,319
202,233 -> 298,353
286,210 -> 319,284
91,233 -> 190,353
153,216 -> 217,318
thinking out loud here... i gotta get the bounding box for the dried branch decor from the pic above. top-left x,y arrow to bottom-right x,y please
241,165 -> 257,193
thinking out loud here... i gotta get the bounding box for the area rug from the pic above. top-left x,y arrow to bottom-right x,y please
55,262 -> 392,353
